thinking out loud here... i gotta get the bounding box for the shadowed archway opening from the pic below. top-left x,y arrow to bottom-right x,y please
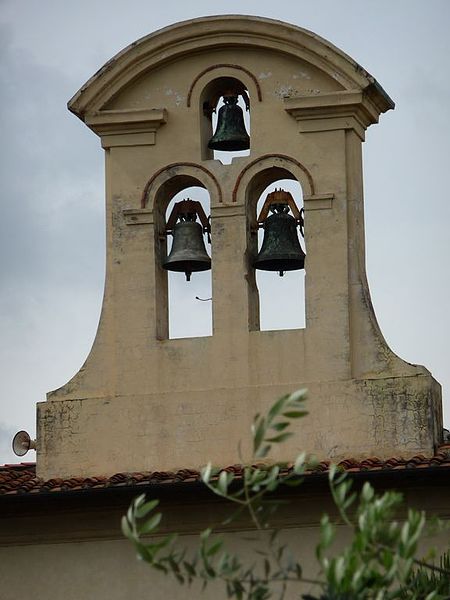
246,168 -> 305,331
165,186 -> 212,339
200,76 -> 250,165
154,177 -> 212,340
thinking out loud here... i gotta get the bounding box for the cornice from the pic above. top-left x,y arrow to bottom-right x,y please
85,108 -> 167,148
284,87 -> 392,140
68,15 -> 393,120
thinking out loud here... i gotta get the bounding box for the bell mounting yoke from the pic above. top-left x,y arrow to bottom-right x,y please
257,189 -> 304,236
165,199 -> 210,235
203,78 -> 250,120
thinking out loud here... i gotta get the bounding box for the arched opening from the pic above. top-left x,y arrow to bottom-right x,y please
200,77 -> 250,165
247,171 -> 305,332
155,180 -> 212,340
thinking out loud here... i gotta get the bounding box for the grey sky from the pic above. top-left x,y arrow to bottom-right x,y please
1,0 -> 449,464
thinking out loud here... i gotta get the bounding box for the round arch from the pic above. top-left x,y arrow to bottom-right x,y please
233,154 -> 315,207
187,64 -> 262,108
141,162 -> 222,209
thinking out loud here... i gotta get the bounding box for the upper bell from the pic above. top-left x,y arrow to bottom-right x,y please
253,203 -> 305,276
208,95 -> 250,152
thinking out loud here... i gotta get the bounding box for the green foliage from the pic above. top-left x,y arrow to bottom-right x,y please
122,390 -> 450,599
404,553 -> 450,599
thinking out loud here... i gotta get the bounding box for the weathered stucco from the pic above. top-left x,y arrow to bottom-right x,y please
1,479 -> 449,599
36,15 -> 442,479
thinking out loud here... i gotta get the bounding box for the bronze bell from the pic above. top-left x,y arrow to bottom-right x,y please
208,95 -> 250,151
163,211 -> 211,282
253,203 -> 305,277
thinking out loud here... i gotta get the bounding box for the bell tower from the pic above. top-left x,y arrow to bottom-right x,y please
36,16 -> 442,479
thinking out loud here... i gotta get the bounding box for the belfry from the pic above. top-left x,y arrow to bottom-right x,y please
35,15 -> 442,479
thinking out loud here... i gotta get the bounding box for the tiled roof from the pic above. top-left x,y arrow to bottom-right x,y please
1,447 -> 450,497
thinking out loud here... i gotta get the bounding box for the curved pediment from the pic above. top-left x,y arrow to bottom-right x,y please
68,15 -> 393,120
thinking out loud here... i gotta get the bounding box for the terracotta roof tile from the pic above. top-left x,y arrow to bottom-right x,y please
1,447 -> 449,497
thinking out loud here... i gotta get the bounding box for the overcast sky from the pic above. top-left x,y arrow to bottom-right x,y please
1,0 -> 449,464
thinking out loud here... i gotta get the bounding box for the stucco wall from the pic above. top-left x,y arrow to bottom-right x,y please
1,508 -> 448,600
